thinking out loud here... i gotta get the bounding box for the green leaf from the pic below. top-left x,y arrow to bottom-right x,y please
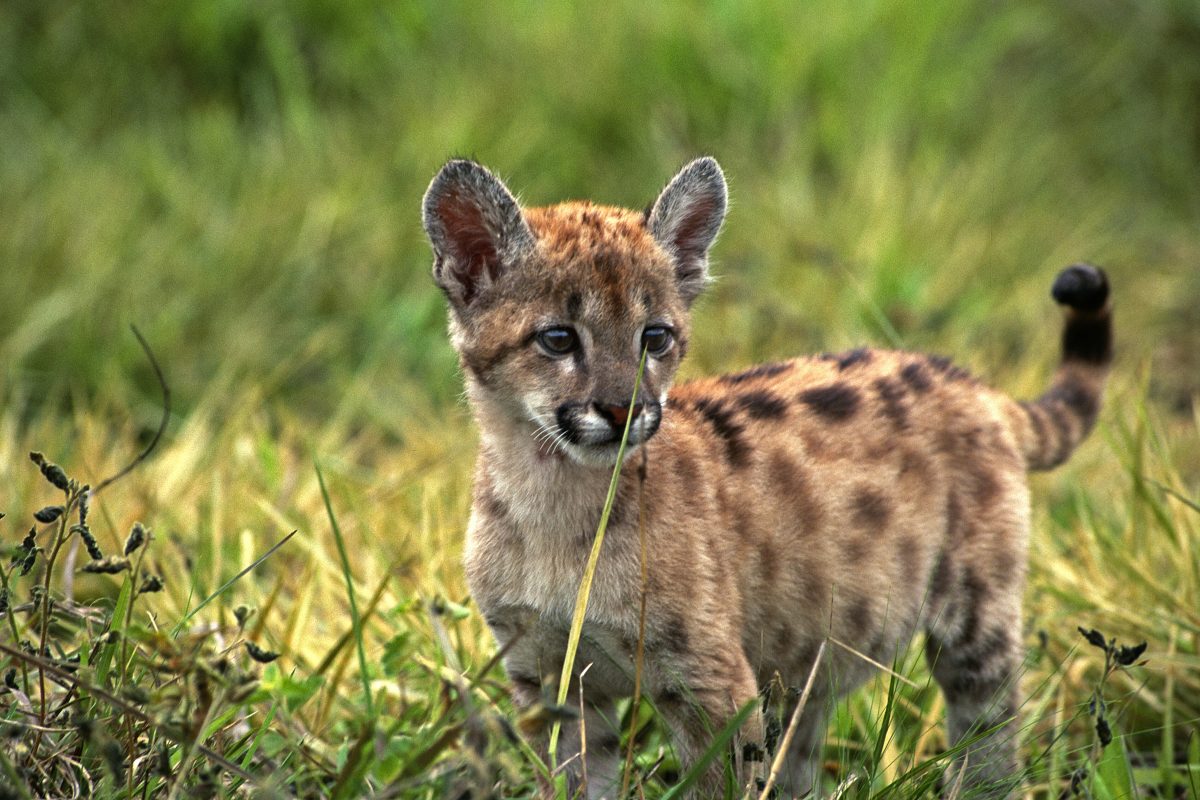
1093,724 -> 1136,800
260,664 -> 324,712
380,633 -> 412,677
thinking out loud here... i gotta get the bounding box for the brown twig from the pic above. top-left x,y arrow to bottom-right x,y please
757,640 -> 827,800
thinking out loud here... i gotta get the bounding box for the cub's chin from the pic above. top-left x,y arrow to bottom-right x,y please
561,437 -> 649,468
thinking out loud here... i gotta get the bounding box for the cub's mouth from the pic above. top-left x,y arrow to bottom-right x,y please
534,400 -> 663,464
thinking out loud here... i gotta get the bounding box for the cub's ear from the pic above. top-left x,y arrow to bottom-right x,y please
646,157 -> 728,305
422,160 -> 535,308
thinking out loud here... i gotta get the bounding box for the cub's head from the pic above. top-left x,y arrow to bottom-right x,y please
422,158 -> 727,466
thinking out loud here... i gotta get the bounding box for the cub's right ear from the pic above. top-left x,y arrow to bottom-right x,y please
422,160 -> 535,308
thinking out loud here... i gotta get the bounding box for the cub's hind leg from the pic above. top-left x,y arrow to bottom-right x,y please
924,559 -> 1026,799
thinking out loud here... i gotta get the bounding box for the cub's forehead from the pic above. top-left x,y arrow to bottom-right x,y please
525,203 -> 660,266
520,202 -> 679,309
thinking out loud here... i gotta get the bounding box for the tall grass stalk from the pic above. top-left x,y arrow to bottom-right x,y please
549,347 -> 649,771
316,460 -> 375,720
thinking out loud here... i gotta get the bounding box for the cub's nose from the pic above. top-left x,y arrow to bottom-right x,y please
594,402 -> 643,428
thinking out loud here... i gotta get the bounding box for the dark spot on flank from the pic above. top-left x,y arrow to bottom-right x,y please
898,535 -> 921,578
798,384 -> 861,422
774,621 -> 794,653
846,534 -> 871,562
967,465 -> 1001,508
929,550 -> 954,602
926,354 -> 973,382
792,643 -> 820,678
836,348 -> 873,371
898,447 -> 929,480
693,397 -> 749,466
851,487 -> 890,530
847,597 -> 874,637
768,451 -> 823,534
992,549 -> 1019,586
938,628 -> 1015,703
900,362 -> 933,393
719,361 -> 794,385
873,378 -> 910,431
957,568 -> 989,648
737,390 -> 789,420
944,493 -> 963,541
757,539 -> 779,584
662,615 -> 691,654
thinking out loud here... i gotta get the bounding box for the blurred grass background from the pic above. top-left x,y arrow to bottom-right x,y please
1,1 -> 1198,796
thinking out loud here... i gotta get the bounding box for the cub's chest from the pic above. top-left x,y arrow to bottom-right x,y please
463,494 -> 639,621
483,604 -> 641,699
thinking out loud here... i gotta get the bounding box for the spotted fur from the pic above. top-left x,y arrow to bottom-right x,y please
423,159 -> 1113,799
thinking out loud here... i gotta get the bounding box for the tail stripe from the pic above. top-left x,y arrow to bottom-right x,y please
1018,264 -> 1112,472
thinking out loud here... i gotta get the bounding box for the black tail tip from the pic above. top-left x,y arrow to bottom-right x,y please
1052,264 -> 1109,312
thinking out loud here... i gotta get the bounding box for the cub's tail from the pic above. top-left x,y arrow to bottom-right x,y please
1013,264 -> 1113,471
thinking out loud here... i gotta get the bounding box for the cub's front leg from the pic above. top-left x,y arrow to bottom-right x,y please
655,645 -> 768,798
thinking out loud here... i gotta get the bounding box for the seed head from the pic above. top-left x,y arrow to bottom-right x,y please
1095,716 -> 1112,747
1077,626 -> 1107,651
29,452 -> 70,491
1114,642 -> 1147,667
72,524 -> 104,560
234,605 -> 255,629
34,505 -> 65,524
244,642 -> 280,664
124,522 -> 147,556
138,575 -> 164,594
82,556 -> 131,575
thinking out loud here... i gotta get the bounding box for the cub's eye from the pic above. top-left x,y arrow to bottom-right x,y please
642,326 -> 674,356
537,327 -> 579,355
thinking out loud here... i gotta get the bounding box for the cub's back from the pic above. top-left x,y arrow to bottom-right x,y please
662,348 -> 1030,685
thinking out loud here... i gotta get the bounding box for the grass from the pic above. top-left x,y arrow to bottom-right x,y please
2,0 -> 1199,796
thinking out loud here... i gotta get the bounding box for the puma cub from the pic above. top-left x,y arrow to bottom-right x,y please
422,157 -> 1112,798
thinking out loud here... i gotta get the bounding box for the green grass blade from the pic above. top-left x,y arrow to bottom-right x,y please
174,529 -> 298,633
659,698 -> 759,800
315,460 -> 375,719
549,347 -> 648,765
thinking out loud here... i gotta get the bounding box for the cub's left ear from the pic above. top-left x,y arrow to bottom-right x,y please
646,157 -> 728,305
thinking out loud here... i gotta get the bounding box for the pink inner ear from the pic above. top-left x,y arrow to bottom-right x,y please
437,191 -> 500,302
671,194 -> 719,257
